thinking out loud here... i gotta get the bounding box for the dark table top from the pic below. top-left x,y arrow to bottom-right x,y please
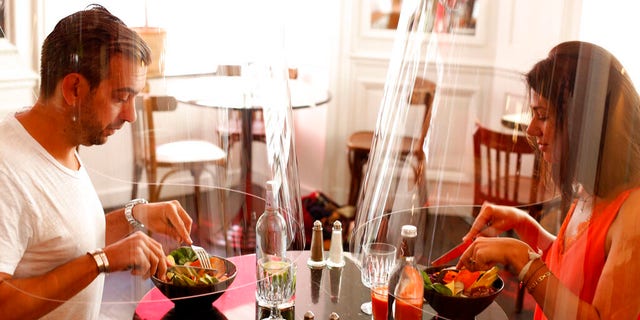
133,250 -> 507,320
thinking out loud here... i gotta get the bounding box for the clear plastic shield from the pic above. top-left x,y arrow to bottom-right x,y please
3,0 -> 640,319
0,1 -> 314,318
350,0 -> 640,319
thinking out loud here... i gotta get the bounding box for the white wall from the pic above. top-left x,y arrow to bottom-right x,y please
0,0 -> 38,117
0,40 -> 37,117
580,0 -> 640,87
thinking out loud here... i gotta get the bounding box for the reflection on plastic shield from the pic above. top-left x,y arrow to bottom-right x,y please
350,0 -> 440,262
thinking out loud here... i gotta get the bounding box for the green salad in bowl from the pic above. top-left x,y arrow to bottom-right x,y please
422,265 -> 504,319
151,247 -> 237,311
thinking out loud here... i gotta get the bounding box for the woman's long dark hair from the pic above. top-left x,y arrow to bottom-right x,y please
526,41 -> 640,203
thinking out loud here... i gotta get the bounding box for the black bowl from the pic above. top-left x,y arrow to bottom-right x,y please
151,256 -> 237,312
423,265 -> 504,320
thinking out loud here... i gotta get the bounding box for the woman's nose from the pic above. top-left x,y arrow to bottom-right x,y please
526,119 -> 539,136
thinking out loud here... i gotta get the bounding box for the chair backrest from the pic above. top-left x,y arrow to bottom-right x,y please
410,77 -> 437,158
216,65 -> 242,76
407,77 -> 436,188
132,95 -> 178,170
473,125 -> 542,209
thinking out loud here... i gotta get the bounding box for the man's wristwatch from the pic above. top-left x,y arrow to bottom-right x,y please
124,198 -> 148,229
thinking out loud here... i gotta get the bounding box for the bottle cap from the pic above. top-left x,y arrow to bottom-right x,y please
401,225 -> 417,237
329,312 -> 340,319
264,180 -> 278,210
313,220 -> 322,230
303,310 -> 315,319
332,220 -> 342,231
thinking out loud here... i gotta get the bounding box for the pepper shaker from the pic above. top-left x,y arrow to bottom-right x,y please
307,220 -> 326,268
303,310 -> 315,319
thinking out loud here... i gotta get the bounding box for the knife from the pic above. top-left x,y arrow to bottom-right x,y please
431,239 -> 474,266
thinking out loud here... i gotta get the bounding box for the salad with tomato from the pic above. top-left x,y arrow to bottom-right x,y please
422,266 -> 499,298
164,247 -> 229,286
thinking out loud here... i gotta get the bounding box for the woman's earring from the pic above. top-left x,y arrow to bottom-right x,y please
71,103 -> 78,122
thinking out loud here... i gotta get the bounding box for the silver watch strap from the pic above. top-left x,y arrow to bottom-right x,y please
125,198 -> 148,229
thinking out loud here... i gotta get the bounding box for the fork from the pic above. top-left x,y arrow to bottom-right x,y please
191,245 -> 212,269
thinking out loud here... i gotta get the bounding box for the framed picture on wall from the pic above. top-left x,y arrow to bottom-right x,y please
1,0 -> 5,37
370,0 -> 479,35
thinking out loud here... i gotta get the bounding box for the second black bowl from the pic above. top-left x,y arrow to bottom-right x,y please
423,265 -> 504,320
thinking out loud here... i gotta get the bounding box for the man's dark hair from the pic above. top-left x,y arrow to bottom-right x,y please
39,4 -> 151,98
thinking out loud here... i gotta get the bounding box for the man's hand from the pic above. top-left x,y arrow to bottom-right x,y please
132,200 -> 193,244
103,231 -> 168,279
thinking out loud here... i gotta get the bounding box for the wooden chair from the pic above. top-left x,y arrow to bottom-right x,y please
131,95 -> 227,244
472,125 -> 543,213
346,77 -> 436,207
472,124 -> 545,313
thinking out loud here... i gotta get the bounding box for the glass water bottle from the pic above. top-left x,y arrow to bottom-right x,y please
387,225 -> 423,320
255,180 -> 287,260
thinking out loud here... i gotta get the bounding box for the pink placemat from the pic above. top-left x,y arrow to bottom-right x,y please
135,254 -> 257,319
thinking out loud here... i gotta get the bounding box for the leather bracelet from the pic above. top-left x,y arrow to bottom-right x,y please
526,271 -> 551,292
125,198 -> 148,229
88,248 -> 110,273
518,250 -> 542,281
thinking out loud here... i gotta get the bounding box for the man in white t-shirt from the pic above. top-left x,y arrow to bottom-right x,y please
0,5 -> 195,319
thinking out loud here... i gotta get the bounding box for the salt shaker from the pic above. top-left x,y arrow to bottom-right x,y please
307,220 -> 326,268
326,220 -> 345,268
303,310 -> 315,319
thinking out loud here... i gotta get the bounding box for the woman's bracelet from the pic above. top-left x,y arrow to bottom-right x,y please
523,258 -> 545,281
87,248 -> 110,273
518,250 -> 542,281
526,270 -> 551,292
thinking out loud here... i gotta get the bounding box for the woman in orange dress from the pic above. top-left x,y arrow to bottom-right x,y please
458,41 -> 640,319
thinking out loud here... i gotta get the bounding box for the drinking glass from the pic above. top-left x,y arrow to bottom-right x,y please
256,257 -> 297,320
360,242 -> 397,317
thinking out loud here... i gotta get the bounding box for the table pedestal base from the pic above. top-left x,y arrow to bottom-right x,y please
207,184 -> 265,255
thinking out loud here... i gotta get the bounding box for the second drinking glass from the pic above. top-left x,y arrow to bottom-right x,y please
360,242 -> 397,319
256,256 -> 296,320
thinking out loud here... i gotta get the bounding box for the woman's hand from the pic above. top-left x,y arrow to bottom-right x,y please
132,200 -> 193,245
456,237 -> 531,274
463,202 -> 528,242
103,231 -> 169,280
